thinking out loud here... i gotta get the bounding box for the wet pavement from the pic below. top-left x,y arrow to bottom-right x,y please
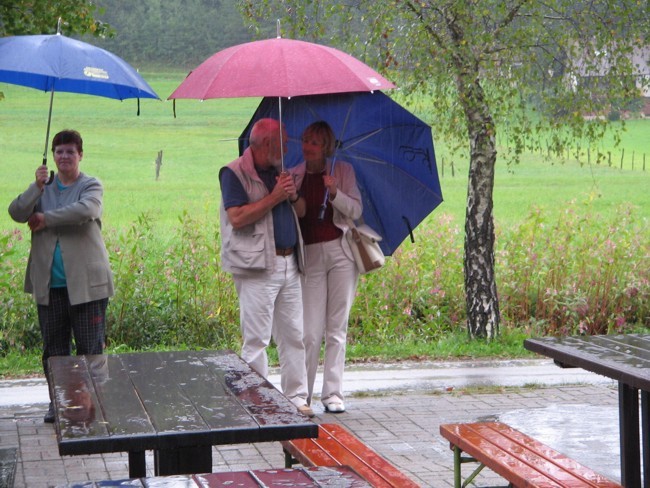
0,358 -> 621,487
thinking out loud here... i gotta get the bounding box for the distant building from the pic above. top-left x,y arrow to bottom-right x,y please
568,43 -> 650,117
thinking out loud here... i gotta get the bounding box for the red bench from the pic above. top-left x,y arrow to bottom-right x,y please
281,422 -> 420,487
440,422 -> 622,488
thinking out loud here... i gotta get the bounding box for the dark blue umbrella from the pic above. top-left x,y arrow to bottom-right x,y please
0,30 -> 159,180
240,91 -> 443,255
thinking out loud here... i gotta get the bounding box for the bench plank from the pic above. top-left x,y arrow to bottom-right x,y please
282,423 -> 419,488
440,422 -> 622,488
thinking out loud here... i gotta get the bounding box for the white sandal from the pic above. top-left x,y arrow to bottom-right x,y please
323,396 -> 346,413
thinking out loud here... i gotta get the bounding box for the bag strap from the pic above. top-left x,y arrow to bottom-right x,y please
348,221 -> 376,272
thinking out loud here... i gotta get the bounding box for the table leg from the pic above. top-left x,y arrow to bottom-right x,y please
128,451 -> 146,478
620,383 -> 641,488
642,390 -> 649,488
154,445 -> 212,475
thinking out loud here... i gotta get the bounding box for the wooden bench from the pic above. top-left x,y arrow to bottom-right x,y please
439,422 -> 622,488
0,447 -> 17,488
281,422 -> 420,487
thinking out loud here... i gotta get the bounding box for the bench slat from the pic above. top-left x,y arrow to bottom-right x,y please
440,422 -> 621,488
282,423 -> 419,488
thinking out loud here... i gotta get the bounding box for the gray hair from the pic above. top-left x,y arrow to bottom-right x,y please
249,118 -> 280,148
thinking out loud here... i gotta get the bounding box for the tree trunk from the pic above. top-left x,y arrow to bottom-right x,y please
464,123 -> 499,339
456,74 -> 500,339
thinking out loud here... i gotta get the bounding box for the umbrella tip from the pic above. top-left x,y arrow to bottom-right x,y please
56,17 -> 63,35
276,19 -> 281,38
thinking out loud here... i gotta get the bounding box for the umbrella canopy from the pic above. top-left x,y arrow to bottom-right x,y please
0,32 -> 159,180
168,37 -> 395,100
240,92 -> 443,255
0,33 -> 159,100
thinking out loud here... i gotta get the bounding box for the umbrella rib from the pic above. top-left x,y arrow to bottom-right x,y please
340,128 -> 384,150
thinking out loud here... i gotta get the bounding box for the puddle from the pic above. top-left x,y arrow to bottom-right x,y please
482,403 -> 621,482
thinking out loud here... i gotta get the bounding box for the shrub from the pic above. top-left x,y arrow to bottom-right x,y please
0,202 -> 647,356
0,230 -> 40,355
498,202 -> 649,335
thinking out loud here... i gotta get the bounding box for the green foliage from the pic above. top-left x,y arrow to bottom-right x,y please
0,0 -> 112,37
349,214 -> 465,345
10,201 -> 649,353
106,212 -> 240,350
498,202 -> 650,336
240,0 -> 648,162
84,0 -> 256,70
0,202 -> 648,375
0,230 -> 40,356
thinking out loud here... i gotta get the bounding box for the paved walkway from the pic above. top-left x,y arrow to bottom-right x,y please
0,359 -> 621,487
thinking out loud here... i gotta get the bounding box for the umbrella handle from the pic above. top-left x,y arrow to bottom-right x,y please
41,156 -> 54,185
318,200 -> 328,220
317,153 -> 338,220
43,88 -> 55,185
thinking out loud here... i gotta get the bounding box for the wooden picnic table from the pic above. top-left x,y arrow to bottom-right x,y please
524,333 -> 650,488
47,349 -> 318,478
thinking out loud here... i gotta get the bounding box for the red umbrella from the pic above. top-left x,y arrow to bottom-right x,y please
168,37 -> 395,100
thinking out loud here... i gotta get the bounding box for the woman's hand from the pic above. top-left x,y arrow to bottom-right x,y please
323,175 -> 338,198
35,165 -> 50,190
28,213 -> 46,232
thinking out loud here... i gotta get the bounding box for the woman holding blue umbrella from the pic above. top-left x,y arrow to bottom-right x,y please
291,121 -> 362,413
8,129 -> 114,423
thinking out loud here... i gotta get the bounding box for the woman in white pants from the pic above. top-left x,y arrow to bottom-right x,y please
291,121 -> 362,413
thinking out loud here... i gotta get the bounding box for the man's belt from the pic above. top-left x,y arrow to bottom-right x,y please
275,247 -> 294,256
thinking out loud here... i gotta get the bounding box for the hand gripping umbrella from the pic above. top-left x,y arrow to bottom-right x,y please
0,25 -> 159,183
240,92 -> 443,255
168,31 -> 395,170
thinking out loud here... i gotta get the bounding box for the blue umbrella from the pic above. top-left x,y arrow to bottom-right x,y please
240,91 -> 443,255
0,30 -> 159,181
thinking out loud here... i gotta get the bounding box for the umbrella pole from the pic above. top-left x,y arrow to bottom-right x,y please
318,103 -> 354,220
42,88 -> 55,185
278,96 -> 285,172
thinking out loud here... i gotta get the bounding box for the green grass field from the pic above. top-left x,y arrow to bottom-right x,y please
1,74 -> 648,375
2,73 -> 648,240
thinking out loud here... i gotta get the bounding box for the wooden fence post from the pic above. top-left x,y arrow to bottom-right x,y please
620,149 -> 624,170
155,150 -> 163,180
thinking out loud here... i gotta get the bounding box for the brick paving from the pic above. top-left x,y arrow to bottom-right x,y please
0,382 -> 620,487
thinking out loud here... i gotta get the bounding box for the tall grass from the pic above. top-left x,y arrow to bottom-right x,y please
1,75 -> 649,372
2,199 -> 647,361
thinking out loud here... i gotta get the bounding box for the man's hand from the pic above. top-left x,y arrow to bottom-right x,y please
276,172 -> 298,202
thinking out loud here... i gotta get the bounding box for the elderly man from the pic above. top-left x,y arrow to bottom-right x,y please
219,118 -> 313,417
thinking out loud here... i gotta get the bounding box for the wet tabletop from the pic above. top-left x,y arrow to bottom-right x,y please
47,350 -> 318,456
524,333 -> 650,391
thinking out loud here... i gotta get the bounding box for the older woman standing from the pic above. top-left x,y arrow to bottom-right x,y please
8,129 -> 114,423
291,121 -> 362,413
